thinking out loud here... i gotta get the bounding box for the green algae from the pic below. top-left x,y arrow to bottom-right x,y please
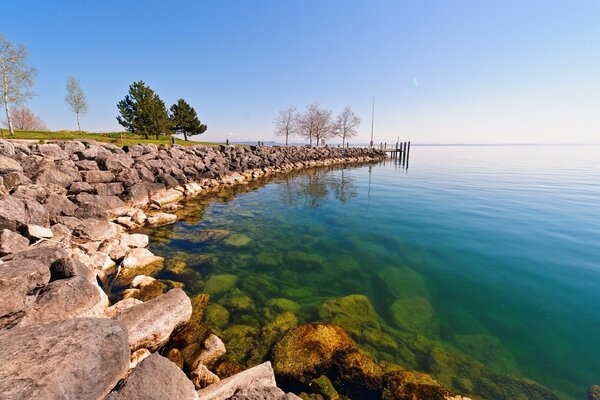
203,274 -> 238,296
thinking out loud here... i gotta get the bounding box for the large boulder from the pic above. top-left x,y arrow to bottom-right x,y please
0,155 -> 23,173
106,353 -> 198,400
0,195 -> 49,231
17,276 -> 107,326
0,258 -> 50,329
114,288 -> 192,351
272,324 -> 358,390
0,318 -> 129,400
72,218 -> 119,241
33,168 -> 74,188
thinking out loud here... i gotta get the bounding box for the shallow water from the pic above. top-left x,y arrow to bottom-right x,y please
147,145 -> 600,399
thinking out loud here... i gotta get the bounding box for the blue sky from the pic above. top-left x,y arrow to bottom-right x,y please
2,1 -> 599,144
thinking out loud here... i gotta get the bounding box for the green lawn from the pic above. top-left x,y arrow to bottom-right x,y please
0,129 -> 220,147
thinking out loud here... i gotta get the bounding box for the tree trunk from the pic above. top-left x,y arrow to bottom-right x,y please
3,94 -> 14,136
309,134 -> 312,147
342,134 -> 346,147
285,133 -> 288,146
76,113 -> 81,133
184,132 -> 188,142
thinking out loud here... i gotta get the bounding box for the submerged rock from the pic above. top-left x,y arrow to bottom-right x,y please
191,364 -> 220,389
224,233 -> 252,247
0,318 -> 129,400
381,370 -> 449,400
389,296 -> 439,337
106,353 -> 199,400
319,294 -> 381,337
204,274 -> 239,296
331,351 -> 384,399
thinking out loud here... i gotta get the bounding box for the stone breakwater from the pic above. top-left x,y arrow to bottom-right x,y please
0,139 -> 408,400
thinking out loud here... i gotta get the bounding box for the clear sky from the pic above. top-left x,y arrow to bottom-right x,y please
2,1 -> 599,144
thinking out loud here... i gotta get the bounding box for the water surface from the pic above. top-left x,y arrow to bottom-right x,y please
148,145 -> 600,399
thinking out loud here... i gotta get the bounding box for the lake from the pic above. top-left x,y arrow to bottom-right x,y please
146,145 -> 600,399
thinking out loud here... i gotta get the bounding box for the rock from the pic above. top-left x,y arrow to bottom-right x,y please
150,188 -> 184,207
129,348 -> 151,369
147,212 -> 178,226
0,318 -> 129,400
34,143 -> 68,160
381,370 -> 449,400
0,229 -> 30,256
227,386 -> 301,400
204,303 -> 231,329
589,385 -> 600,400
319,294 -> 381,338
104,297 -> 143,318
24,224 -> 53,240
167,348 -> 185,369
98,154 -> 135,171
0,195 -> 49,231
92,182 -> 125,196
331,351 -> 383,399
82,170 -> 115,183
42,194 -> 78,217
116,248 -> 164,286
106,353 -> 199,400
18,276 -> 107,326
197,362 -> 279,400
191,364 -> 221,389
308,375 -> 341,400
49,253 -> 96,283
194,333 -> 227,369
69,181 -> 95,194
223,233 -> 252,247
204,274 -> 239,296
131,274 -> 156,288
33,168 -> 74,188
0,258 -> 50,329
76,193 -> 125,210
72,218 -> 118,241
2,171 -> 31,190
115,288 -> 192,351
119,233 -> 149,248
389,296 -> 439,337
272,324 -> 358,389
0,155 -> 23,173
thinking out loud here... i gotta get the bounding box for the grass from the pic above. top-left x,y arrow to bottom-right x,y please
0,129 -> 220,147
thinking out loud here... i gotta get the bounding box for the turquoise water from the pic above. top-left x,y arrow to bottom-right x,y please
148,146 -> 600,399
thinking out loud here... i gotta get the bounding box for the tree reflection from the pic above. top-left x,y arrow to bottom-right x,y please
279,166 -> 359,208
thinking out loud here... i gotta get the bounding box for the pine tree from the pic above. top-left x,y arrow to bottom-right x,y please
169,98 -> 207,141
116,81 -> 171,139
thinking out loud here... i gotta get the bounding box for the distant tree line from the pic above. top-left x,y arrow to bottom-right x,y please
274,103 -> 361,147
117,81 -> 207,141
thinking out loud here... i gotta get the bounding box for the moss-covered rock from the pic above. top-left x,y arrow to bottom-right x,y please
272,323 -> 357,390
247,311 -> 300,366
381,370 -> 449,400
319,294 -> 381,337
267,297 -> 302,314
219,288 -> 256,314
204,274 -> 238,296
203,303 -> 230,332
331,351 -> 384,399
389,297 -> 439,337
220,324 -> 260,364
377,266 -> 429,300
213,358 -> 244,379
308,375 -> 342,400
285,250 -> 325,269
256,251 -> 283,268
451,334 -> 518,373
126,279 -> 168,301
223,233 -> 252,247
166,348 -> 184,369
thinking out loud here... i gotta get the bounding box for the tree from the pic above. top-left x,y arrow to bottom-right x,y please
297,103 -> 333,147
2,106 -> 46,130
333,107 -> 361,147
169,98 -> 206,141
0,34 -> 36,136
65,76 -> 88,133
273,106 -> 298,146
116,81 -> 171,140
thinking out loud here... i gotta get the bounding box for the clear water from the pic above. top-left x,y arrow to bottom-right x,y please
147,146 -> 600,399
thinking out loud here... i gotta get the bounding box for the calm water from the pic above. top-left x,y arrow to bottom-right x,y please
147,146 -> 600,399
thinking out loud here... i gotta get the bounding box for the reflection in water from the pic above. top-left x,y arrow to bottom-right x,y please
279,166 -> 359,208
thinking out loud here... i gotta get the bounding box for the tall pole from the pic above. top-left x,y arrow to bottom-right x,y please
370,96 -> 375,149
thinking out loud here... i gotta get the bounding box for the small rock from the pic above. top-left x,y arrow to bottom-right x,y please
129,348 -> 151,369
119,233 -> 149,248
131,274 -> 156,288
24,224 -> 54,240
194,334 -> 227,369
191,364 -> 220,389
147,212 -> 178,226
197,362 -> 278,400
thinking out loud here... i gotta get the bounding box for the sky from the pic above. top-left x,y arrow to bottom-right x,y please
2,1 -> 599,144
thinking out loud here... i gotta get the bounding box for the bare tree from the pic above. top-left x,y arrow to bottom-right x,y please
333,106 -> 361,147
2,106 -> 46,130
0,34 -> 36,136
65,76 -> 88,133
273,106 -> 298,146
297,103 -> 333,147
